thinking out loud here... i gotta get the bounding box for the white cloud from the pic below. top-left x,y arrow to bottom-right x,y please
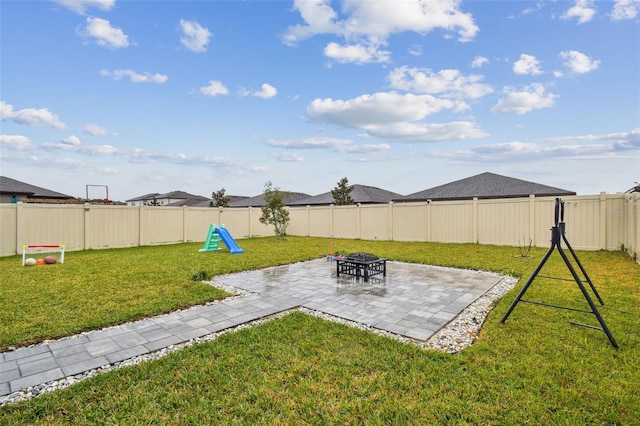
84,123 -> 116,136
562,0 -> 597,24
266,137 -> 352,150
408,44 -> 422,56
522,2 -> 545,16
52,0 -> 115,15
81,17 -> 129,49
100,69 -> 168,83
273,152 -> 304,162
306,92 -> 487,142
471,56 -> 489,68
179,19 -> 212,53
265,136 -> 390,153
324,42 -> 391,64
0,101 -> 66,129
250,83 -> 278,99
0,134 -> 32,150
199,80 -> 229,97
436,129 -> 640,163
611,0 -> 639,20
308,92 -> 455,128
560,50 -> 601,74
513,54 -> 543,75
548,128 -> 640,151
363,121 -> 487,142
491,84 -> 557,115
283,0 -> 478,64
388,67 -> 493,100
62,135 -> 82,146
282,0 -> 342,45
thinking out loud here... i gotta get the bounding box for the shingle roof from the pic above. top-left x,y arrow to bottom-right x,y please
289,184 -> 402,206
0,176 -> 74,199
126,193 -> 161,202
229,191 -> 311,207
395,172 -> 576,202
126,191 -> 207,203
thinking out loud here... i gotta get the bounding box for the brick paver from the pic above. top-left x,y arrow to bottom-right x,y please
1,259 -> 505,399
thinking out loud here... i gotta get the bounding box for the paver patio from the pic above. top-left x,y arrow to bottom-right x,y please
1,259 -> 507,399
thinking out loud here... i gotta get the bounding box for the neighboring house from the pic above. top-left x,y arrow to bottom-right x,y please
395,172 -> 576,202
126,191 -> 209,207
289,184 -> 403,206
229,191 -> 311,207
0,176 -> 77,204
126,193 -> 160,206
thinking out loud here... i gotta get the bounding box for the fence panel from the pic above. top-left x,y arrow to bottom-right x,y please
287,207 -> 310,236
218,208 -> 252,239
139,207 -> 184,245
184,207 -> 221,242
0,205 -> 17,256
478,198 -> 530,247
307,206 -> 332,237
17,204 -> 85,251
360,204 -> 390,240
605,195 -> 627,251
332,206 -> 359,239
561,196 -> 602,250
391,202 -> 428,242
430,201 -> 474,243
85,205 -> 140,249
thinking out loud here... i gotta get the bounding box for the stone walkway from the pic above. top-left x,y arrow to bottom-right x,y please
0,259 -> 506,400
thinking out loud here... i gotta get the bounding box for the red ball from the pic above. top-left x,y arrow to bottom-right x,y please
44,256 -> 58,264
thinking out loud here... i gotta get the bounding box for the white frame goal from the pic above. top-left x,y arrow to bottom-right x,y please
22,244 -> 65,266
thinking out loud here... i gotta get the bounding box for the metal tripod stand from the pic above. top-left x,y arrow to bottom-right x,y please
501,198 -> 618,349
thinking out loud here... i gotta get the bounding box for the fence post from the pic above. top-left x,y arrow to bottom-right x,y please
357,203 -> 362,239
330,204 -> 334,237
388,201 -> 393,241
426,200 -> 431,242
84,203 -> 89,250
15,202 -> 23,254
529,194 -> 536,246
472,197 -> 479,244
600,192 -> 607,250
183,206 -> 187,243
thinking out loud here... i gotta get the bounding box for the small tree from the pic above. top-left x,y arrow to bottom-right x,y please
331,177 -> 354,205
210,188 -> 230,207
259,181 -> 290,238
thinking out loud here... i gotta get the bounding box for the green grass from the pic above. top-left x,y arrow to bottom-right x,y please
1,237 -> 639,424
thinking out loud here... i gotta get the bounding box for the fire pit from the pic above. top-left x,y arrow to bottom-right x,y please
336,252 -> 387,282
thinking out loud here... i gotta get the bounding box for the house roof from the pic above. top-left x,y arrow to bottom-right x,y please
168,196 -> 212,207
289,184 -> 402,206
395,172 -> 576,202
126,191 -> 207,203
229,191 -> 311,207
126,192 -> 161,202
0,176 -> 74,199
158,190 -> 201,200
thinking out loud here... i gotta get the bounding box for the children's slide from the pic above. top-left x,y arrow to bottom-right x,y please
215,226 -> 244,254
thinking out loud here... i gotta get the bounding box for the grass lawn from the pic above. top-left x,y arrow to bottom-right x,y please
1,237 -> 639,424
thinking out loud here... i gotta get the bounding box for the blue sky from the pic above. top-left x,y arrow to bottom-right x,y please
1,0 -> 638,201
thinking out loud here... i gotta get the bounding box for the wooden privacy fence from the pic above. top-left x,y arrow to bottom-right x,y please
1,193 -> 639,262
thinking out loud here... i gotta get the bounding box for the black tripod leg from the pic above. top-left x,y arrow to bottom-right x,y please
562,233 -> 605,305
557,247 -> 618,349
501,243 -> 555,323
